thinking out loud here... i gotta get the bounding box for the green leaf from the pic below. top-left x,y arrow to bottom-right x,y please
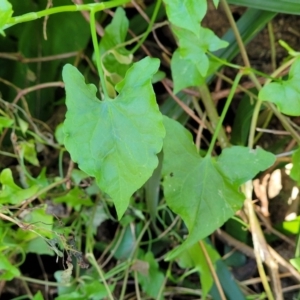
290,257 -> 300,272
99,7 -> 132,93
171,50 -> 221,93
162,117 -> 274,260
55,123 -> 65,145
63,57 -> 165,218
82,280 -> 114,299
290,148 -> 300,184
231,95 -> 256,145
171,50 -> 205,93
0,252 -> 20,280
210,259 -> 246,300
33,291 -> 44,300
278,217 -> 300,235
113,226 -> 135,260
0,0 -> 13,36
71,169 -> 89,186
17,116 -> 29,134
137,251 -> 165,300
19,139 -> 40,166
213,0 -> 220,7
177,241 -> 220,299
0,168 -> 39,204
163,0 -> 207,36
172,26 -> 228,80
0,116 -> 14,132
53,186 -> 93,210
26,237 -> 55,256
162,117 -> 244,259
258,57 -> 300,116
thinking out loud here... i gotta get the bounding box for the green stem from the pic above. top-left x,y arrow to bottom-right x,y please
220,0 -> 263,92
207,72 -> 243,156
253,110 -> 273,144
18,275 -> 72,287
220,0 -> 251,68
130,0 -> 162,54
267,21 -> 276,71
6,0 -> 130,28
86,253 -> 114,300
198,84 -> 229,150
208,52 -> 279,82
249,57 -> 300,147
89,10 -> 109,99
248,98 -> 262,149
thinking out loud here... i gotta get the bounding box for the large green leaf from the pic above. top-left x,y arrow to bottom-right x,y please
258,58 -> 300,116
163,0 -> 207,36
63,57 -> 165,218
162,117 -> 275,259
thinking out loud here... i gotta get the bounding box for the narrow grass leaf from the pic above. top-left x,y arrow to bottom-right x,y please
227,0 -> 300,15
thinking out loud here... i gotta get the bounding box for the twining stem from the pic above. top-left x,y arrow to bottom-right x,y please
89,10 -> 109,99
5,0 -> 130,29
249,56 -> 300,148
130,0 -> 162,54
220,0 -> 262,91
206,72 -> 243,156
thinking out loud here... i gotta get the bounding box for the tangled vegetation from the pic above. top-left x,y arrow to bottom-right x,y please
1,0 -> 300,299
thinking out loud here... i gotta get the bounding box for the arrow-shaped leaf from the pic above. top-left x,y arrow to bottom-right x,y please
162,116 -> 275,259
63,57 -> 165,218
